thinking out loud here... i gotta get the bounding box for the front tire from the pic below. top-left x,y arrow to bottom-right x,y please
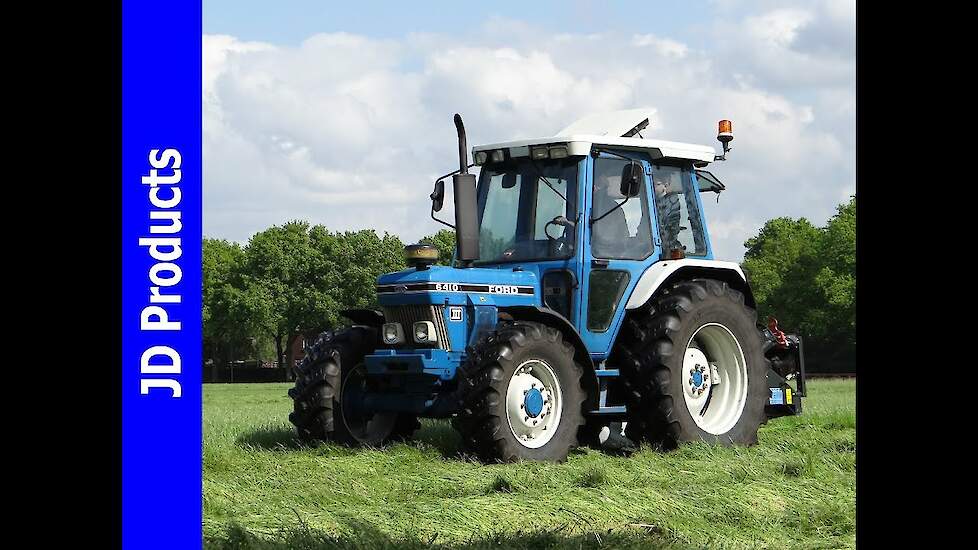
619,279 -> 767,449
288,327 -> 419,446
454,321 -> 587,463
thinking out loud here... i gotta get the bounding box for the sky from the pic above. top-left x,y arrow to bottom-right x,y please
202,0 -> 855,261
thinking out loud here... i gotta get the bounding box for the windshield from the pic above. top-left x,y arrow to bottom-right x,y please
475,157 -> 580,264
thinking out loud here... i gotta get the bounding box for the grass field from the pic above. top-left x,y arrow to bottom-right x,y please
204,379 -> 855,549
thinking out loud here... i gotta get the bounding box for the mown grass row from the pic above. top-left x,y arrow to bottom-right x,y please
204,379 -> 855,549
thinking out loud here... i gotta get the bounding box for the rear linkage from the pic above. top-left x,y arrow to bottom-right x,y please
762,317 -> 807,418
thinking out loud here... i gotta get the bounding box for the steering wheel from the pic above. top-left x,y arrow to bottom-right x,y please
544,219 -> 565,241
545,217 -> 574,256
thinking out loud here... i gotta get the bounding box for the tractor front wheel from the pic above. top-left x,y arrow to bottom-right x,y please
454,321 -> 587,463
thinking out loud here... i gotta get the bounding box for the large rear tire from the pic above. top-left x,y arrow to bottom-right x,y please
619,278 -> 767,449
288,327 -> 419,446
454,321 -> 587,463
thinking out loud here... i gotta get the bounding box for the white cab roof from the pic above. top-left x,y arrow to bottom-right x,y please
473,108 -> 718,165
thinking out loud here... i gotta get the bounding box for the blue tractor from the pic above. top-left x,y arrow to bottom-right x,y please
289,110 -> 806,462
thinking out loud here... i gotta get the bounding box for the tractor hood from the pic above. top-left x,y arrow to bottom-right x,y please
376,266 -> 539,308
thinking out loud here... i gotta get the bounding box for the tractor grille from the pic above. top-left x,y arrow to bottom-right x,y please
382,305 -> 451,351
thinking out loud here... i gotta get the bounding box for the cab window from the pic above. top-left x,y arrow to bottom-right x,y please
650,164 -> 707,257
590,157 -> 654,260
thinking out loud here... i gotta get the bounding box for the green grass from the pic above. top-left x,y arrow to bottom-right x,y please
204,379 -> 855,549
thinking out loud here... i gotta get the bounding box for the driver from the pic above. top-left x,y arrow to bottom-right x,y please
654,171 -> 682,252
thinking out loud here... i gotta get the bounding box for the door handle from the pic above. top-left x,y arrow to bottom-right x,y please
591,259 -> 609,268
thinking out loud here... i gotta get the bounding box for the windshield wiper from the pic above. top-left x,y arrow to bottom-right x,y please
527,159 -> 567,202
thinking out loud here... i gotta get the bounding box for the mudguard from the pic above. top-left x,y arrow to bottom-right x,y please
625,259 -> 756,310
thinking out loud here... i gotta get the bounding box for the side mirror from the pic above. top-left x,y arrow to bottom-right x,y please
619,162 -> 642,197
430,180 -> 445,212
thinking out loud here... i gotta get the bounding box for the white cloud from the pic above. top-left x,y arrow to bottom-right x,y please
203,3 -> 854,261
745,9 -> 813,48
707,1 -> 855,91
631,34 -> 689,58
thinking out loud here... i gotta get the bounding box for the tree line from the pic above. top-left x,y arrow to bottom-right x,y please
203,196 -> 854,374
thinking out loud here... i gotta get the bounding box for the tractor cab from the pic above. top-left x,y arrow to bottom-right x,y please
464,109 -> 726,360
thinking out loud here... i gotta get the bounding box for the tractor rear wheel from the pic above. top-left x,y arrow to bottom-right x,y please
288,327 -> 419,446
619,278 -> 767,449
454,321 -> 586,463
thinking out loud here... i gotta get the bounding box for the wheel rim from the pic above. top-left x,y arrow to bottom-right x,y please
340,363 -> 397,444
505,359 -> 563,449
682,323 -> 748,435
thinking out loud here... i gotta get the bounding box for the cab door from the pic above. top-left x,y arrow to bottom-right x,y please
576,152 -> 660,360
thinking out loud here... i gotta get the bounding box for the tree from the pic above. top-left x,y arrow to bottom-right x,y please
742,217 -> 823,335
419,229 -> 456,266
814,198 -> 856,352
202,238 -> 250,376
312,228 -> 407,322
239,221 -> 338,378
741,196 -> 856,372
229,223 -> 410,378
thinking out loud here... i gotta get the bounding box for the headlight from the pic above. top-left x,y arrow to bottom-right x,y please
474,151 -> 488,165
382,323 -> 404,344
491,149 -> 505,163
413,321 -> 437,343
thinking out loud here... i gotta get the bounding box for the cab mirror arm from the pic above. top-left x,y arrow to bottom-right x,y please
589,195 -> 631,227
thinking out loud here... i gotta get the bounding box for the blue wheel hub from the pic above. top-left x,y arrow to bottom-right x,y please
692,370 -> 704,387
524,388 -> 544,417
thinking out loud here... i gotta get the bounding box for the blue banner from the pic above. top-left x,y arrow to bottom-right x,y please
122,1 -> 202,547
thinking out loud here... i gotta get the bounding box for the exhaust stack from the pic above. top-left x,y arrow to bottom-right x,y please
452,114 -> 480,265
